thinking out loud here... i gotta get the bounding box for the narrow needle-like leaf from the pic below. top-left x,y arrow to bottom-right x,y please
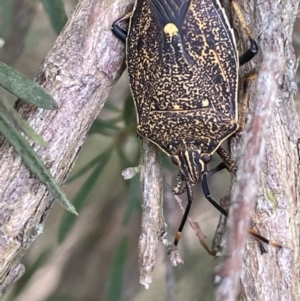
0,61 -> 58,110
0,97 -> 47,146
0,109 -> 77,214
41,0 -> 68,35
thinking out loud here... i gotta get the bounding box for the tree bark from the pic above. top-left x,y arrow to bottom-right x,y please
0,0 -> 133,295
215,0 -> 300,300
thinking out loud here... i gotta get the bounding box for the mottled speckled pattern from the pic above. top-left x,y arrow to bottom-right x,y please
126,0 -> 239,184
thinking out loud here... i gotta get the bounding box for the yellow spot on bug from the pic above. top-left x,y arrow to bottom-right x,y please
173,104 -> 181,110
202,99 -> 209,107
164,23 -> 178,35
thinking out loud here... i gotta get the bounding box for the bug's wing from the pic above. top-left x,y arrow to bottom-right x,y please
151,0 -> 237,113
126,0 -> 163,123
149,0 -> 191,29
128,0 -> 196,121
127,0 -> 238,132
181,0 -> 239,117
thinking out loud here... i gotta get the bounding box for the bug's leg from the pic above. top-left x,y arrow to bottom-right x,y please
202,174 -> 282,248
248,228 -> 282,249
237,72 -> 256,132
111,12 -> 132,42
229,0 -> 258,66
173,181 -> 193,246
216,146 -> 237,174
202,175 -> 228,216
172,164 -> 229,245
172,172 -> 186,195
207,162 -> 227,178
297,138 -> 300,164
239,38 -> 258,66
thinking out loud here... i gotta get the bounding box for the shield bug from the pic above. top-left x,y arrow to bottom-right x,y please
112,0 -> 281,249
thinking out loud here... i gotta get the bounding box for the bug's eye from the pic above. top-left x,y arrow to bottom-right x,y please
202,154 -> 212,163
171,156 -> 179,166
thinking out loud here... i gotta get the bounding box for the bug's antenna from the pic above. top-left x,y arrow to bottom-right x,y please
202,175 -> 228,216
173,181 -> 193,246
207,162 -> 227,178
173,166 -> 228,246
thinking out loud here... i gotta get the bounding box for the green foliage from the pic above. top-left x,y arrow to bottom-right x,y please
9,250 -> 51,299
0,58 -> 77,214
0,0 -> 13,39
0,60 -> 78,213
123,93 -> 136,130
0,100 -> 77,214
0,61 -> 58,109
45,296 -> 71,301
89,118 -> 123,136
58,148 -> 112,242
106,239 -> 128,301
123,174 -> 140,224
41,0 -> 68,35
0,97 -> 46,145
59,93 -> 141,236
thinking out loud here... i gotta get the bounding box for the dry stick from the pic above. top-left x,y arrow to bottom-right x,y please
139,140 -> 183,289
214,1 -> 300,299
139,139 -> 165,288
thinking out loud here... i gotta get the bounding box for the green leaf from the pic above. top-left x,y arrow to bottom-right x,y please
115,137 -> 140,170
123,175 -> 140,224
58,149 -> 112,242
115,145 -> 133,169
0,108 -> 77,214
0,0 -> 13,39
66,150 -> 112,183
45,296 -> 71,301
41,0 -> 68,35
89,118 -> 122,136
11,250 -> 50,298
0,98 -> 46,146
0,61 -> 58,109
122,94 -> 135,128
106,239 -> 128,301
103,100 -> 121,113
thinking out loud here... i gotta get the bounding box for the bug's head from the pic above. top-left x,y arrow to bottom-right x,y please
171,150 -> 212,185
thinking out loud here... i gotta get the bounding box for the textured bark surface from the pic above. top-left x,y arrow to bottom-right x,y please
138,140 -> 165,288
0,0 -> 133,295
215,0 -> 300,300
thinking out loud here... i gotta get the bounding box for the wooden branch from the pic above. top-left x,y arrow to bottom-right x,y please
0,0 -> 133,294
215,1 -> 300,300
138,140 -> 166,288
